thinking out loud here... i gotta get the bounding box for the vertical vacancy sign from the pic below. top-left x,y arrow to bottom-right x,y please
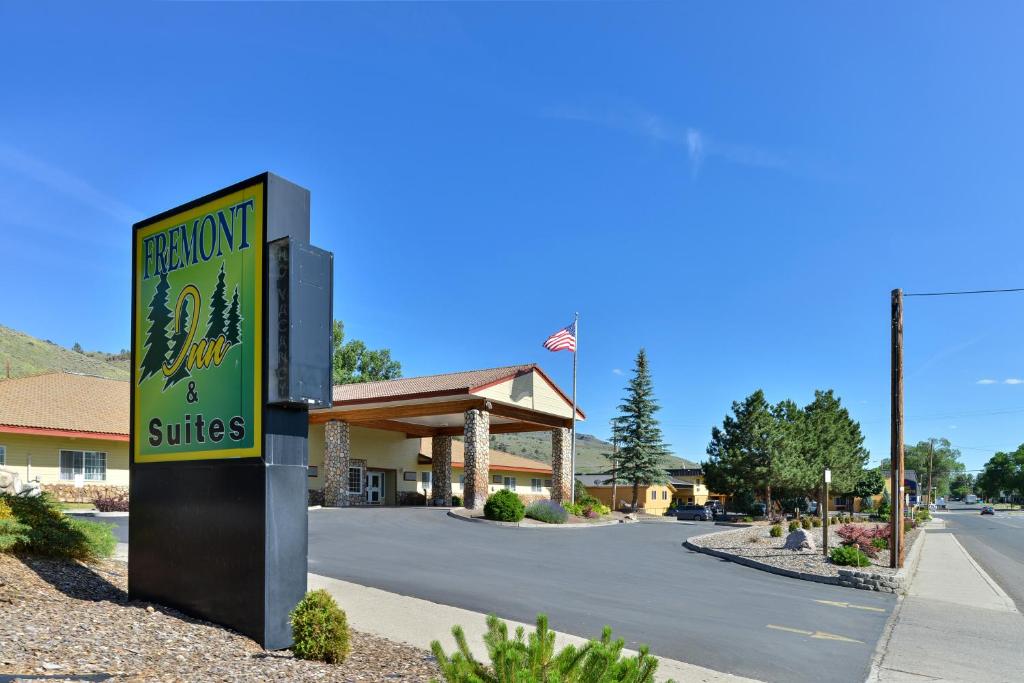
130,173 -> 332,650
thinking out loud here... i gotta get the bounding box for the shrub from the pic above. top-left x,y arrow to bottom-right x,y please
769,524 -> 783,537
830,545 -> 871,567
525,500 -> 568,524
915,507 -> 931,522
431,614 -> 659,683
92,495 -> 129,513
290,589 -> 350,663
398,491 -> 426,506
451,495 -> 462,507
871,537 -> 889,550
835,523 -> 890,557
4,494 -> 115,561
484,490 -> 525,522
740,516 -> 754,523
801,517 -> 812,530
307,489 -> 324,507
788,520 -> 800,533
0,498 -> 30,552
811,517 -> 822,527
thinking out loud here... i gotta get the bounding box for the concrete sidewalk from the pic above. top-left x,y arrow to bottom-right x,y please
309,573 -> 759,683
871,527 -> 1024,682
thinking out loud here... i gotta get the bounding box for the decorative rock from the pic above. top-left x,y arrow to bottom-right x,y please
0,467 -> 22,495
783,528 -> 816,551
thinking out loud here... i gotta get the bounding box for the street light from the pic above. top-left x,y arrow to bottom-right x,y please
823,468 -> 832,557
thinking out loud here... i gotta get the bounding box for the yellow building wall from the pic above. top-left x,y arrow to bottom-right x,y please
0,431 -> 129,486
475,370 -> 576,419
587,484 -> 674,514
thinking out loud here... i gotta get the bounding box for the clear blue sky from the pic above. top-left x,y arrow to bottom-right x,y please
2,3 -> 1022,472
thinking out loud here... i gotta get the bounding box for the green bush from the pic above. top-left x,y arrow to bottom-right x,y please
871,537 -> 888,550
290,589 -> 350,663
830,545 -> 871,567
451,495 -> 462,507
3,494 -> 115,561
788,520 -> 800,533
431,613 -> 659,683
811,517 -> 822,528
769,524 -> 783,537
0,498 -> 30,552
915,508 -> 931,522
740,516 -> 754,523
800,517 -> 812,530
483,490 -> 525,522
524,500 -> 568,524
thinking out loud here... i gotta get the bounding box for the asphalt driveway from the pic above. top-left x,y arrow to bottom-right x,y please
309,508 -> 894,683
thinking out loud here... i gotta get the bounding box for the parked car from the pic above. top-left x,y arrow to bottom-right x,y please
981,506 -> 995,515
675,504 -> 713,521
705,500 -> 724,516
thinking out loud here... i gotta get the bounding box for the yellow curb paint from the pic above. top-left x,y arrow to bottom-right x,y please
815,599 -> 886,613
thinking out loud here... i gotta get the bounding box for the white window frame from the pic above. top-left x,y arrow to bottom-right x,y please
0,445 -> 5,466
60,450 -> 107,481
531,478 -> 542,493
503,476 -> 517,491
650,490 -> 657,501
348,465 -> 364,494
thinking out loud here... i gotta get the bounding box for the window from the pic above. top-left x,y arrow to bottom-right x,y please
544,479 -> 552,488
348,466 -> 363,494
503,476 -> 517,490
60,450 -> 106,481
403,471 -> 417,482
422,471 -> 432,486
651,490 -> 657,501
459,475 -> 465,485
492,474 -> 503,484
307,465 -> 318,478
531,478 -> 543,492
0,445 -> 5,466
662,490 -> 668,500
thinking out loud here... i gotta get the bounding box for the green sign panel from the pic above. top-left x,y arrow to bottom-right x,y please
132,181 -> 264,462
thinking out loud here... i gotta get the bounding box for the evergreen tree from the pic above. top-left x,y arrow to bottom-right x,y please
612,349 -> 670,509
796,390 -> 868,497
206,264 -> 228,340
225,286 -> 242,346
164,298 -> 192,389
138,273 -> 172,384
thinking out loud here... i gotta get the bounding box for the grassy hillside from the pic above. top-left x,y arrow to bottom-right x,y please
479,431 -> 698,473
0,324 -> 129,380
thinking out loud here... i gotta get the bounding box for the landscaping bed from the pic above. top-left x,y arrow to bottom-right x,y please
0,554 -> 440,682
686,521 -> 922,591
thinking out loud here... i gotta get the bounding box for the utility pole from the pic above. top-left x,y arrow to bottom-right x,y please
927,438 -> 935,506
890,288 -> 905,568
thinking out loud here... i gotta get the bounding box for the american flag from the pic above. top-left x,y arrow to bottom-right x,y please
543,321 -> 577,352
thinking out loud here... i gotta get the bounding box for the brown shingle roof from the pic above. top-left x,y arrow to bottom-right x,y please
418,437 -> 553,474
0,372 -> 128,436
332,364 -> 536,404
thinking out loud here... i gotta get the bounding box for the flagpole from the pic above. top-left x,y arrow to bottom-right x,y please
570,312 -> 578,504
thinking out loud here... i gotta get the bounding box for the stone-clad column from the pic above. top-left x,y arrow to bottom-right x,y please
551,427 -> 572,504
463,409 -> 490,509
431,435 -> 453,506
323,420 -> 351,507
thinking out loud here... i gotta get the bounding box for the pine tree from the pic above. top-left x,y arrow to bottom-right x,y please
225,285 -> 242,346
612,349 -> 670,509
164,297 -> 192,389
138,273 -> 172,384
206,264 -> 228,340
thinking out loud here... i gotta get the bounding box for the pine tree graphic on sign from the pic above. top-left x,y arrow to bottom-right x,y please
164,297 -> 192,389
225,285 -> 242,347
138,273 -> 172,384
206,264 -> 228,340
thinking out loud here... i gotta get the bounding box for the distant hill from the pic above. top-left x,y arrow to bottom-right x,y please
475,430 -> 699,473
0,324 -> 129,381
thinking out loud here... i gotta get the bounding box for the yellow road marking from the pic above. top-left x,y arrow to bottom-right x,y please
766,624 -> 864,644
815,599 -> 886,613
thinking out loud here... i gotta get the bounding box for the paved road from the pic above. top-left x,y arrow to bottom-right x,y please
77,513 -> 129,543
308,508 -> 894,683
940,503 -> 1024,611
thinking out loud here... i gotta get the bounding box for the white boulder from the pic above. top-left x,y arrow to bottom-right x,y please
784,528 -> 817,551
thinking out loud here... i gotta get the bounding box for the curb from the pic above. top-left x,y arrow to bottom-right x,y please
683,538 -> 843,587
446,510 -> 621,529
946,533 -> 1018,612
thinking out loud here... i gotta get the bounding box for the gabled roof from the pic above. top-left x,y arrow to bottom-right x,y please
576,472 -> 676,491
0,372 -> 129,439
418,437 -> 553,474
332,364 -> 537,404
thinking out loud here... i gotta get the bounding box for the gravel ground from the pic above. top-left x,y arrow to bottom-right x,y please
691,522 -> 921,578
0,554 -> 441,682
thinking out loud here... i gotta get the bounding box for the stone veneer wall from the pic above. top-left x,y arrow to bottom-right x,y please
462,409 -> 490,509
550,427 -> 572,504
42,483 -> 128,503
323,420 -> 350,507
431,435 -> 453,506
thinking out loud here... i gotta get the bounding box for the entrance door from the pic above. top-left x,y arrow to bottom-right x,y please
367,471 -> 384,505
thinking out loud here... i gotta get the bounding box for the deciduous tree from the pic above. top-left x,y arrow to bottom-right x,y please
331,320 -> 402,384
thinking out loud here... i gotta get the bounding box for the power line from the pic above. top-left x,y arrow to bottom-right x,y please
904,287 -> 1024,298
